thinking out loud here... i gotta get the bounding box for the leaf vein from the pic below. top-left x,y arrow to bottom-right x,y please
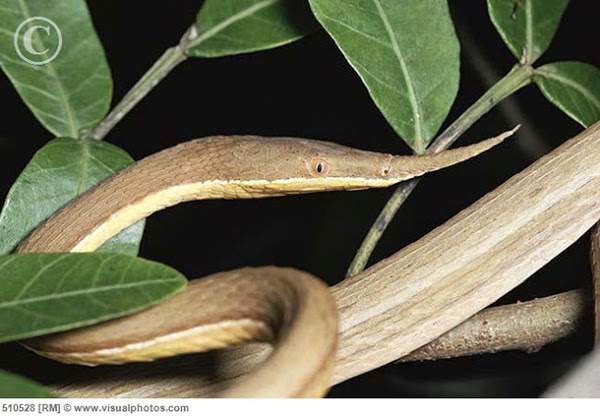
1,278 -> 178,308
538,69 -> 600,110
372,0 -> 422,148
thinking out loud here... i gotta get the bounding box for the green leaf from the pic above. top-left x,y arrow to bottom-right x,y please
533,62 -> 600,128
0,0 -> 112,137
309,0 -> 460,153
187,0 -> 318,58
0,370 -> 54,398
0,138 -> 144,256
0,253 -> 187,343
487,0 -> 569,64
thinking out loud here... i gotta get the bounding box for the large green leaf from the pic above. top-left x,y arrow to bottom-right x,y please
0,370 -> 54,398
309,0 -> 460,153
534,62 -> 600,128
487,0 -> 569,64
0,253 -> 187,342
0,0 -> 112,137
187,0 -> 318,57
0,138 -> 144,256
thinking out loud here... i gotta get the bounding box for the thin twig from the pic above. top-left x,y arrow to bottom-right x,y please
347,64 -> 534,276
398,290 -> 590,362
454,9 -> 548,158
87,26 -> 198,141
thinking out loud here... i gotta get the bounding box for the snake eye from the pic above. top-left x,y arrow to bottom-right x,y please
309,158 -> 329,176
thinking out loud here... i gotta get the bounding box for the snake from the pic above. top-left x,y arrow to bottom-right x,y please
17,130 -> 514,397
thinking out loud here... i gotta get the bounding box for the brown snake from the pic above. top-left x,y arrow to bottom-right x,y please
17,130 -> 515,397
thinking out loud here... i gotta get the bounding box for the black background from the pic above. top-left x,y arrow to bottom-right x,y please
0,1 -> 599,397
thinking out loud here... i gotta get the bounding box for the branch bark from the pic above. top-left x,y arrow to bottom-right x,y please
399,290 -> 589,362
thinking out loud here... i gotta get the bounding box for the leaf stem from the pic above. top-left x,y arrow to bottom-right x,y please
346,64 -> 534,276
87,27 -> 198,140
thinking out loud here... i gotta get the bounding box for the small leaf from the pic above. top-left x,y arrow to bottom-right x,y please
187,0 -> 318,58
534,62 -> 600,127
0,0 -> 112,137
0,370 -> 54,398
0,138 -> 144,256
309,0 -> 460,153
487,0 -> 569,64
0,253 -> 187,343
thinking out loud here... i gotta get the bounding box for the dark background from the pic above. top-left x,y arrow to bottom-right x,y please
1,1 -> 599,397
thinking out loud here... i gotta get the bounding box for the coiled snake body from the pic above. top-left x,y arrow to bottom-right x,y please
18,133 -> 512,397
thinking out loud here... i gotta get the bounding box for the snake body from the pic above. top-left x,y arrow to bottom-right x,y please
18,132 -> 514,397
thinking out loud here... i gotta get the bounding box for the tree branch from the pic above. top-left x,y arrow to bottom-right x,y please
87,26 -> 197,140
398,290 -> 590,362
